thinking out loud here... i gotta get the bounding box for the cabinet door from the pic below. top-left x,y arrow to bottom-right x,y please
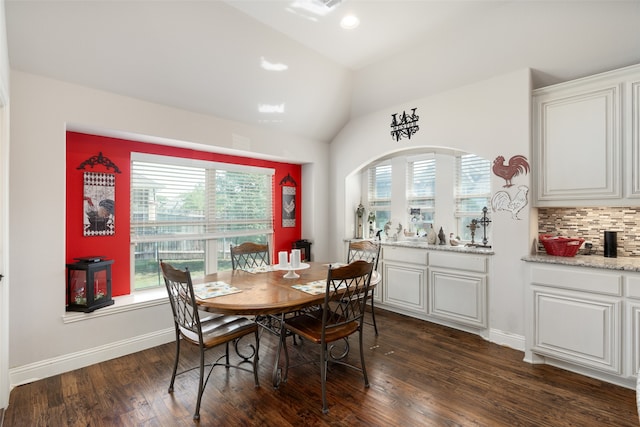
382,261 -> 426,314
628,76 -> 640,197
532,287 -> 621,374
429,269 -> 486,328
533,81 -> 621,205
627,301 -> 640,378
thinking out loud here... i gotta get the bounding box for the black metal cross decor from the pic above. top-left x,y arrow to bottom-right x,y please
390,108 -> 419,141
477,206 -> 492,248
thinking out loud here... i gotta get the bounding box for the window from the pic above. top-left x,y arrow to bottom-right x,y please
455,154 -> 491,242
367,163 -> 392,232
406,156 -> 435,235
131,154 -> 274,290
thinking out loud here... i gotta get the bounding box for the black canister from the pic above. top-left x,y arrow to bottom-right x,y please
604,231 -> 617,258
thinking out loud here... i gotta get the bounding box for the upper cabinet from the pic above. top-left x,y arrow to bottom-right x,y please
533,64 -> 640,206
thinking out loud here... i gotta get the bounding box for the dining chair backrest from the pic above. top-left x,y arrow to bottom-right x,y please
347,240 -> 381,270
160,261 -> 202,341
230,242 -> 270,271
323,260 -> 375,335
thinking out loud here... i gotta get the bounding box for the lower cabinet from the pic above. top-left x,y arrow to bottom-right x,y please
378,245 -> 490,336
383,260 -> 427,314
525,263 -> 638,386
429,269 -> 486,328
530,287 -> 621,374
381,246 -> 428,316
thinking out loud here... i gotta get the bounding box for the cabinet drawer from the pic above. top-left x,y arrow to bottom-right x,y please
429,252 -> 486,273
626,276 -> 640,299
531,266 -> 622,296
382,246 -> 427,265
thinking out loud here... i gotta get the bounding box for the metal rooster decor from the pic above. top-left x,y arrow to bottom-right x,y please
492,155 -> 529,188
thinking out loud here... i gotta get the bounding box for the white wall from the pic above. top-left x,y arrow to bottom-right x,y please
8,70 -> 330,384
330,69 -> 532,347
0,0 -> 9,409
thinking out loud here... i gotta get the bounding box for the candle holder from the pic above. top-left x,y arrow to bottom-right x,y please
66,257 -> 114,312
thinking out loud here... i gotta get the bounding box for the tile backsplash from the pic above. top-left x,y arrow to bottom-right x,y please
538,207 -> 640,257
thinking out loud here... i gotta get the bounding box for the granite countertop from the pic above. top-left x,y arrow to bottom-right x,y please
522,253 -> 640,272
378,239 -> 495,255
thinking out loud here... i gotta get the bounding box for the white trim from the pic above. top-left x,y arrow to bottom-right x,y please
62,288 -> 169,324
9,328 -> 175,388
489,328 -> 525,352
131,152 -> 275,175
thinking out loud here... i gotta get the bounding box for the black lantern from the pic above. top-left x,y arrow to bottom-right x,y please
292,239 -> 312,262
66,257 -> 114,312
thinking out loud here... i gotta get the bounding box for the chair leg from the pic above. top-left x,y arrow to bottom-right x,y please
370,297 -> 379,336
193,345 -> 206,421
252,329 -> 260,387
359,328 -> 369,388
168,332 -> 180,393
225,341 -> 230,367
273,317 -> 290,388
320,342 -> 329,414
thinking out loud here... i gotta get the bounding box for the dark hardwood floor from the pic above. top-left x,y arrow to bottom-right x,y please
3,309 -> 638,426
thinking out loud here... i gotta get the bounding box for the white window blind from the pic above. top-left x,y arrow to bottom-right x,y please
455,154 -> 491,215
368,163 -> 392,208
131,156 -> 274,243
407,158 -> 435,208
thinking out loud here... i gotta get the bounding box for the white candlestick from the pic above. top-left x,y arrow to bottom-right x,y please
291,249 -> 301,268
278,251 -> 288,267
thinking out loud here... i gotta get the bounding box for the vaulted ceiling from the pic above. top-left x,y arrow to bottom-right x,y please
5,0 -> 640,142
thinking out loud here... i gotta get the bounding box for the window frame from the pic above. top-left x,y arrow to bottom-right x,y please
130,153 -> 274,291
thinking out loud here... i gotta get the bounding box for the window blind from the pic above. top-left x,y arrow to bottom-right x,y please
131,157 -> 274,243
455,154 -> 491,214
407,158 -> 435,207
368,163 -> 392,208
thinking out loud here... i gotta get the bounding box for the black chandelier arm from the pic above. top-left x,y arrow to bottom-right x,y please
77,152 -> 122,174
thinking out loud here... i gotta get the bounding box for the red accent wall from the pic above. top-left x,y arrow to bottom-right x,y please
66,131 -> 301,297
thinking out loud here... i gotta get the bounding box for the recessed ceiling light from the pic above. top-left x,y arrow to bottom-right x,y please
260,57 -> 288,72
340,14 -> 359,30
258,104 -> 285,114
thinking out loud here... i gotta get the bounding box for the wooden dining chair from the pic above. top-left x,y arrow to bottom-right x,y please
160,261 -> 260,421
230,242 -> 270,270
347,240 -> 381,335
277,260 -> 375,414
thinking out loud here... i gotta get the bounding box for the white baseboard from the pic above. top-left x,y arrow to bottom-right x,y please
489,328 -> 525,352
9,328 -> 174,389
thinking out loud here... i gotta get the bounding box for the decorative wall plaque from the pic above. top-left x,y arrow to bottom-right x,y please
390,108 -> 420,141
83,172 -> 115,236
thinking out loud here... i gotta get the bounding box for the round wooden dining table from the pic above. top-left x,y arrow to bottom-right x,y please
193,261 -> 380,387
194,262 -> 336,315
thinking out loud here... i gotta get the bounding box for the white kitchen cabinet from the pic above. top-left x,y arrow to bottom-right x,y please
626,276 -> 640,378
428,252 -> 487,328
531,287 -> 621,374
377,244 -> 491,337
381,246 -> 427,316
533,63 -> 640,206
524,261 -> 636,387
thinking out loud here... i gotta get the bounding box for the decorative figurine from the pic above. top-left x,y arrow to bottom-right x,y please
438,227 -> 446,245
368,211 -> 376,238
426,224 -> 437,244
449,233 -> 460,246
355,202 -> 365,239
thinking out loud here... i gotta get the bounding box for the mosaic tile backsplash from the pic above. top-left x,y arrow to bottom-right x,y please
538,207 -> 640,257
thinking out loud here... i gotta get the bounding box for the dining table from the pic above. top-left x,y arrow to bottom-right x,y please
192,261 -> 380,387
